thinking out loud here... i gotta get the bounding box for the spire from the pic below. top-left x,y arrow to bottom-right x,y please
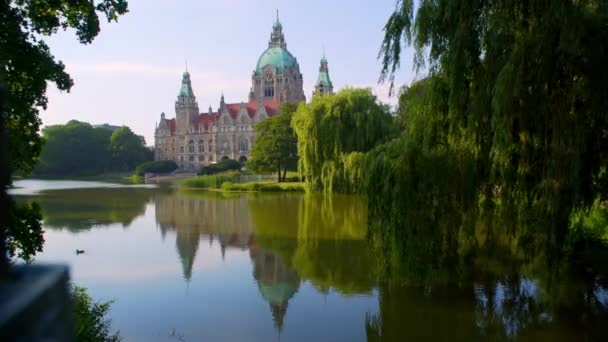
269,11 -> 286,48
274,9 -> 281,28
178,69 -> 194,97
219,91 -> 225,111
315,51 -> 334,96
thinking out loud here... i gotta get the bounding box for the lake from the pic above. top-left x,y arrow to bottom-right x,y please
11,180 -> 608,341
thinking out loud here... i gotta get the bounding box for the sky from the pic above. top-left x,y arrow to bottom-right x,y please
43,0 -> 417,145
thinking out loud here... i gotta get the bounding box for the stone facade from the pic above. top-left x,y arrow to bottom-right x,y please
154,15 -> 331,171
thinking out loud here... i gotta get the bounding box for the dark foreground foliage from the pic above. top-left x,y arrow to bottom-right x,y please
72,286 -> 120,342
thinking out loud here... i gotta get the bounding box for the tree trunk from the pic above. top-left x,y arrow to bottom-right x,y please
277,162 -> 282,183
282,167 -> 287,183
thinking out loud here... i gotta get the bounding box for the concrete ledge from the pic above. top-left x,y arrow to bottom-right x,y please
0,264 -> 73,342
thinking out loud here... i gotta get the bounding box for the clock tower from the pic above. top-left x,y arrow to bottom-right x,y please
251,12 -> 306,104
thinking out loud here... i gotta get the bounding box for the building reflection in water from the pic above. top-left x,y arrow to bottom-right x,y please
250,242 -> 300,332
155,191 -> 301,333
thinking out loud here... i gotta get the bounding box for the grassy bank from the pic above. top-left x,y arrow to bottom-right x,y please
178,171 -> 241,189
221,181 -> 305,192
178,171 -> 304,192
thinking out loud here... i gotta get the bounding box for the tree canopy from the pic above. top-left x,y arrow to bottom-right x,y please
247,103 -> 299,182
292,88 -> 398,192
363,0 -> 608,279
110,126 -> 152,171
34,121 -> 151,177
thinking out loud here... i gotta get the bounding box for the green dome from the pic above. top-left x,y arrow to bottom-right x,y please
255,47 -> 297,75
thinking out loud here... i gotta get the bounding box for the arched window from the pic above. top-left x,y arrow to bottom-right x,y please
188,140 -> 195,153
208,139 -> 213,150
198,140 -> 204,153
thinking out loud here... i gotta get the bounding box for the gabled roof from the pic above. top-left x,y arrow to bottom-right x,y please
225,100 -> 280,119
165,118 -> 176,134
193,113 -> 219,129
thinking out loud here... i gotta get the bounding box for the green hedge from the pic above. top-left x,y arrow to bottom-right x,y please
179,171 -> 241,189
134,160 -> 178,176
220,181 -> 305,192
199,159 -> 241,175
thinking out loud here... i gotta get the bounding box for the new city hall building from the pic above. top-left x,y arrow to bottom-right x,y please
154,15 -> 334,170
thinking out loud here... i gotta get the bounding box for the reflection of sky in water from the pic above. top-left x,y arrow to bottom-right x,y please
33,190 -> 378,341
9,179 -> 155,195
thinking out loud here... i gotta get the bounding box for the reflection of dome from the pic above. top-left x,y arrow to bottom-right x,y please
250,246 -> 300,332
258,282 -> 298,305
255,47 -> 297,75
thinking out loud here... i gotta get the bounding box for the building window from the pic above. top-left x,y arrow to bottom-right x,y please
180,146 -> 184,153
199,155 -> 204,161
238,137 -> 249,152
180,156 -> 183,161
264,86 -> 274,97
189,155 -> 194,162
198,140 -> 204,152
209,155 -> 213,162
188,140 -> 195,153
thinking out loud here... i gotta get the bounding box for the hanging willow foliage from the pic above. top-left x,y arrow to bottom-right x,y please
292,88 -> 399,193
375,0 -> 608,244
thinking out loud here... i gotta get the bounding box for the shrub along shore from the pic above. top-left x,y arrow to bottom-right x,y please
178,171 -> 303,192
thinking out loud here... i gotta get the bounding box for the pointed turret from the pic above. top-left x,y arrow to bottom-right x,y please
175,70 -> 199,136
314,51 -> 334,96
269,10 -> 287,49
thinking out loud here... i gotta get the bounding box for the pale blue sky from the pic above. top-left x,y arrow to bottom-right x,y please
44,0 -> 416,144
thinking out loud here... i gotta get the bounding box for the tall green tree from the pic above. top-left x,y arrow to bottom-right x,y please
109,126 -> 151,171
0,0 -> 128,271
247,103 -> 299,182
292,88 -> 398,193
35,121 -> 112,176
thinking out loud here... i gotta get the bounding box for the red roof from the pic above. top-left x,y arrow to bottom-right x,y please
226,100 -> 280,119
165,118 -> 176,134
161,100 -> 281,135
193,113 -> 218,129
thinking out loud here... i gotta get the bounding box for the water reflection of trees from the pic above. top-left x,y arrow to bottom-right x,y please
249,193 -> 376,295
365,209 -> 608,341
15,187 -> 161,231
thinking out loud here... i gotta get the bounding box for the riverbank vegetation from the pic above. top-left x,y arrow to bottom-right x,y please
292,88 -> 398,193
33,121 -> 152,177
178,171 -> 241,190
221,181 -> 304,192
198,159 -> 241,175
134,160 -> 178,176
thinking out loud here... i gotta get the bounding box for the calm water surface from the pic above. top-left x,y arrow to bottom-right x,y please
11,180 -> 608,341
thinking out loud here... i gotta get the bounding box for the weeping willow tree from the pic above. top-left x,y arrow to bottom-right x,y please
371,0 -> 608,258
292,88 -> 398,193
